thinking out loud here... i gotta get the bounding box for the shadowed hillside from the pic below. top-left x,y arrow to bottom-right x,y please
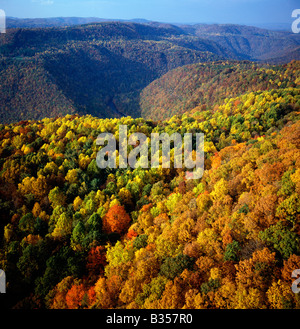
0,21 -> 300,123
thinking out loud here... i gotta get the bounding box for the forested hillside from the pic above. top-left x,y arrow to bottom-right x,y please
141,60 -> 300,120
6,17 -> 132,29
179,24 -> 300,62
0,78 -> 299,308
0,22 -> 222,123
0,22 -> 299,124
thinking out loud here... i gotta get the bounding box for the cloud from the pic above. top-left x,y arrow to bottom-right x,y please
31,0 -> 54,5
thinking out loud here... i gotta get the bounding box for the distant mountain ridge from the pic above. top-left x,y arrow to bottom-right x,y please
5,18 -> 300,62
178,24 -> 300,62
0,22 -> 222,123
0,20 -> 299,123
6,17 -> 294,32
6,17 -> 153,29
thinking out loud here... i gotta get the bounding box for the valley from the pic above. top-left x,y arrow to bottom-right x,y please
0,21 -> 299,123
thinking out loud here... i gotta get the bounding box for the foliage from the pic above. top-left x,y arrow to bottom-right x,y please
0,22 -> 221,124
141,61 -> 300,120
0,61 -> 299,309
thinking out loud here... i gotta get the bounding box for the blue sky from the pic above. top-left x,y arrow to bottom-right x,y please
0,0 -> 299,25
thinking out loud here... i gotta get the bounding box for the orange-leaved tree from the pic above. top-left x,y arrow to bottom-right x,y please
65,282 -> 86,309
103,205 -> 131,235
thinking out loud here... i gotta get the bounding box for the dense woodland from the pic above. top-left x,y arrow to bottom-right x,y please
0,22 -> 299,124
0,22 -> 222,123
0,60 -> 299,308
141,61 -> 300,120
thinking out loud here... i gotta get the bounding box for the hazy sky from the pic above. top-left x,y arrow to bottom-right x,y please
1,0 -> 299,25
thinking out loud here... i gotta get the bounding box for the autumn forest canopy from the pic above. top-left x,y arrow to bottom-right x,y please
0,21 -> 300,309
